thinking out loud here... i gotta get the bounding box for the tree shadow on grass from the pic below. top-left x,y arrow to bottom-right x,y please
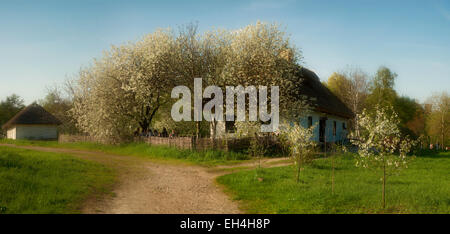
310,163 -> 345,171
414,150 -> 450,159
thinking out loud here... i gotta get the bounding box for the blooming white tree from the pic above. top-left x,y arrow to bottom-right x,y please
350,105 -> 415,208
279,121 -> 317,183
219,21 -> 305,120
220,22 -> 311,165
71,29 -> 178,142
172,23 -> 233,138
70,22 -> 309,142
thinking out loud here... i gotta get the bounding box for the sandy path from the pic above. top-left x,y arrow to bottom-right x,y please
0,144 -> 241,214
0,144 -> 291,214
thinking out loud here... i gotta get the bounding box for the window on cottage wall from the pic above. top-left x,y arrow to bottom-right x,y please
308,116 -> 312,128
333,121 -> 336,136
342,122 -> 347,130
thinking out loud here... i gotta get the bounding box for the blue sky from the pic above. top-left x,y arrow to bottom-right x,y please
0,0 -> 449,104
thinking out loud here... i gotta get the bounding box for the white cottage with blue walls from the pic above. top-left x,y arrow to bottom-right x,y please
214,66 -> 353,144
301,112 -> 349,143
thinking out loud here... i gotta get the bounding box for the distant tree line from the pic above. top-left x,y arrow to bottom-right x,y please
324,66 -> 449,149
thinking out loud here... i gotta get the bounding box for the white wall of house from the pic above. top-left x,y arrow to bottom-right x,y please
6,124 -> 58,140
6,127 -> 16,139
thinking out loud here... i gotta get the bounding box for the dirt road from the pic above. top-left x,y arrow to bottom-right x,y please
0,144 -> 289,214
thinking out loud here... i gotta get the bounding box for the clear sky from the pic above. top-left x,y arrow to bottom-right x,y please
0,0 -> 449,104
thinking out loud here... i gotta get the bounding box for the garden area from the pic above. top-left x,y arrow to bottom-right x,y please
217,150 -> 450,214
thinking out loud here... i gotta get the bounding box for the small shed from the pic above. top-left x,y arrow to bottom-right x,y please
2,103 -> 62,140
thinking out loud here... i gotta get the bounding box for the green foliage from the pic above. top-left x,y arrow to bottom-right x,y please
39,86 -> 78,134
217,152 -> 450,214
0,94 -> 25,136
426,92 -> 450,148
394,96 -> 424,137
365,66 -> 398,111
235,121 -> 268,168
325,67 -> 369,132
0,146 -> 115,214
326,72 -> 352,105
248,136 -> 267,158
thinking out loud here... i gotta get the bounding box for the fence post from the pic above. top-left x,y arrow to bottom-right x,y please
224,133 -> 229,152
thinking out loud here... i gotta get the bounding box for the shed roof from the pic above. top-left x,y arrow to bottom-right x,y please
2,103 -> 62,130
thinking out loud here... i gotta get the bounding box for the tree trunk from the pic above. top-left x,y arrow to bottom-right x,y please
139,119 -> 149,134
256,133 -> 261,169
210,121 -> 216,139
331,154 -> 335,195
259,154 -> 261,169
442,114 -> 445,149
331,136 -> 336,195
139,105 -> 159,135
196,122 -> 200,139
382,159 -> 386,209
296,157 -> 301,183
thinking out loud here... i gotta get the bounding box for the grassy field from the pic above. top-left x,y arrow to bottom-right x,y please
0,139 -> 250,166
0,146 -> 115,214
217,151 -> 450,214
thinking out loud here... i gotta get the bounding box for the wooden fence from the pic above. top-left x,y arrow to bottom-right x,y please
141,136 -> 253,151
59,134 -> 281,152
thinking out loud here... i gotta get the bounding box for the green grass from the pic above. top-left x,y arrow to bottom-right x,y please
0,146 -> 115,214
217,151 -> 450,214
0,139 -> 250,166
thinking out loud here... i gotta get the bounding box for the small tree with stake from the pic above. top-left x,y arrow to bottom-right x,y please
329,141 -> 347,195
235,121 -> 267,179
350,105 -> 415,209
280,122 -> 317,183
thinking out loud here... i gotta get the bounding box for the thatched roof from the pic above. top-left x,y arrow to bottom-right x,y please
296,67 -> 353,119
2,103 -> 62,130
